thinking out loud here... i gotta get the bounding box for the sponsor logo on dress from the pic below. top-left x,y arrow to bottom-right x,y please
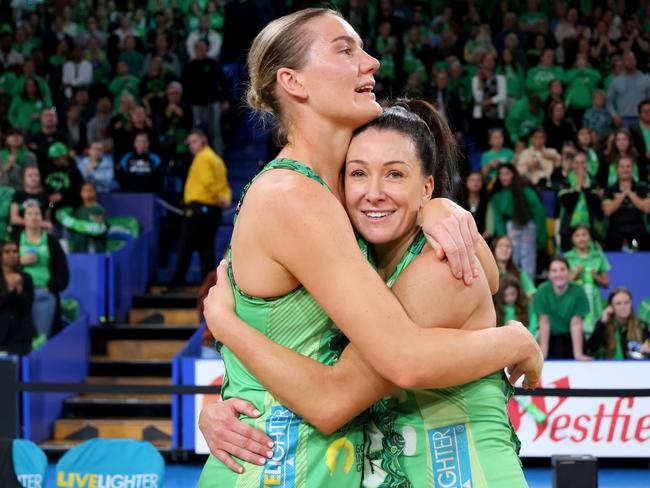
427,423 -> 472,488
261,406 -> 300,488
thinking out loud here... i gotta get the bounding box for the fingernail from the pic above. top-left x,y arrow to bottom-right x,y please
238,467 -> 244,474
267,441 -> 274,448
258,457 -> 266,465
267,450 -> 274,458
252,409 -> 261,416
473,267 -> 479,277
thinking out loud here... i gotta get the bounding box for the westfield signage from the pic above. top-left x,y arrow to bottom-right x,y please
510,361 -> 650,457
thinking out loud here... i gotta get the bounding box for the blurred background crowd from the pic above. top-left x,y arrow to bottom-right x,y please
0,0 -> 649,362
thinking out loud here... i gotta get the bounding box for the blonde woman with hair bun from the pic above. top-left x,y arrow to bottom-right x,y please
198,8 -> 541,487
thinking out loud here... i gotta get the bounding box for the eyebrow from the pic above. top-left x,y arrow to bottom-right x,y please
331,35 -> 364,50
347,160 -> 409,166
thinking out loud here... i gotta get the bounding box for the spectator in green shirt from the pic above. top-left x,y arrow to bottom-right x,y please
505,95 -> 545,148
564,225 -> 610,335
535,256 -> 592,360
565,55 -> 601,121
496,46 -> 526,115
489,163 -> 548,278
526,49 -> 564,101
7,78 -> 48,134
68,182 -> 107,253
109,61 -> 140,102
480,128 -> 514,183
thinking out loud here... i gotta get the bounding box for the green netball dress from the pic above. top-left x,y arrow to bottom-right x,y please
362,233 -> 527,488
198,159 -> 364,488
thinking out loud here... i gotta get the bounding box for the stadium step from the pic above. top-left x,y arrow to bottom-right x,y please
131,292 -> 197,309
53,418 -> 172,443
102,339 -> 186,361
128,308 -> 198,325
62,396 -> 171,418
89,358 -> 172,377
91,324 -> 196,344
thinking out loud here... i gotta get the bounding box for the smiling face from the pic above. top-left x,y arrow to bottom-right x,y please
548,259 -> 570,289
292,14 -> 381,130
344,128 -> 433,246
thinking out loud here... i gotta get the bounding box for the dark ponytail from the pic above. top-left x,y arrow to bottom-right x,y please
352,98 -> 459,198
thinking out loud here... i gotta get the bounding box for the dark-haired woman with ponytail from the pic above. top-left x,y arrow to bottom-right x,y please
201,100 -> 533,487
488,163 -> 547,279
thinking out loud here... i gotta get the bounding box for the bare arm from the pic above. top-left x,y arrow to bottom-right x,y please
602,194 -> 625,216
570,316 -> 592,361
206,251 -> 540,433
232,175 -> 536,389
538,315 -> 550,359
627,191 -> 650,213
10,202 -> 23,226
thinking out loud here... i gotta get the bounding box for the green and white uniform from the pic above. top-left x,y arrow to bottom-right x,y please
363,233 -> 526,488
199,159 -> 364,487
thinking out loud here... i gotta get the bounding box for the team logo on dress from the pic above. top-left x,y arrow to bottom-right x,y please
261,406 -> 300,488
427,423 -> 473,488
325,437 -> 354,476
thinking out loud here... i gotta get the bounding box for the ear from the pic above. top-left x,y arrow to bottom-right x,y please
276,67 -> 308,102
421,175 -> 434,204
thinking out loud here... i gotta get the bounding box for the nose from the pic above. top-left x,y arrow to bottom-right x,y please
360,49 -> 380,74
365,175 -> 385,203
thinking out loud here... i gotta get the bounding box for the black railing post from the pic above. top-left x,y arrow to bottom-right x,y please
0,357 -> 20,438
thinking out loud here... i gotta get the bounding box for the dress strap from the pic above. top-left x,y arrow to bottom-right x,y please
385,232 -> 427,288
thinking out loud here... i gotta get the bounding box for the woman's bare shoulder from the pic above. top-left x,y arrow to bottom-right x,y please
391,249 -> 493,329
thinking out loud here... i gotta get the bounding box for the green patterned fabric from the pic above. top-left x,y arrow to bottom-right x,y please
60,297 -> 80,323
364,234 -> 525,488
199,159 -> 363,487
107,215 -> 140,238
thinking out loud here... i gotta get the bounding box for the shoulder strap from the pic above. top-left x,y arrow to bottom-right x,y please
232,158 -> 332,225
386,232 -> 427,288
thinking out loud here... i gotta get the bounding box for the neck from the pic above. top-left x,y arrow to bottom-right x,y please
497,259 -> 506,271
468,191 -> 480,201
553,282 -> 568,294
2,264 -> 13,275
277,115 -> 355,197
576,246 -> 589,255
25,227 -> 41,240
374,226 -> 420,282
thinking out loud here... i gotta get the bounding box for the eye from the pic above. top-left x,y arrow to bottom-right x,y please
387,171 -> 403,179
349,169 -> 366,177
340,47 -> 352,55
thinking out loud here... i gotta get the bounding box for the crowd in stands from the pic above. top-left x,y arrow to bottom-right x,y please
0,0 -> 649,361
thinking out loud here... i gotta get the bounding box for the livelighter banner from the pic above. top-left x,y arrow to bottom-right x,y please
510,361 -> 650,457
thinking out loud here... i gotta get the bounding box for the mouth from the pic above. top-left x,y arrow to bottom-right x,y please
355,83 -> 375,95
361,210 -> 395,221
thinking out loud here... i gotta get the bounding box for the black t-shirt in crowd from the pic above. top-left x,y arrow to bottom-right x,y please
604,182 -> 650,236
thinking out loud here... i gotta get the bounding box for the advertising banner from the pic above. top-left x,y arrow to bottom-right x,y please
193,359 -> 225,454
511,361 -> 650,457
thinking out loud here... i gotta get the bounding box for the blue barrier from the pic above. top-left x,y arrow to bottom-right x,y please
0,355 -> 20,438
61,253 -> 107,325
603,252 -> 650,309
98,193 -> 158,280
22,315 -> 89,443
107,232 -> 150,323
